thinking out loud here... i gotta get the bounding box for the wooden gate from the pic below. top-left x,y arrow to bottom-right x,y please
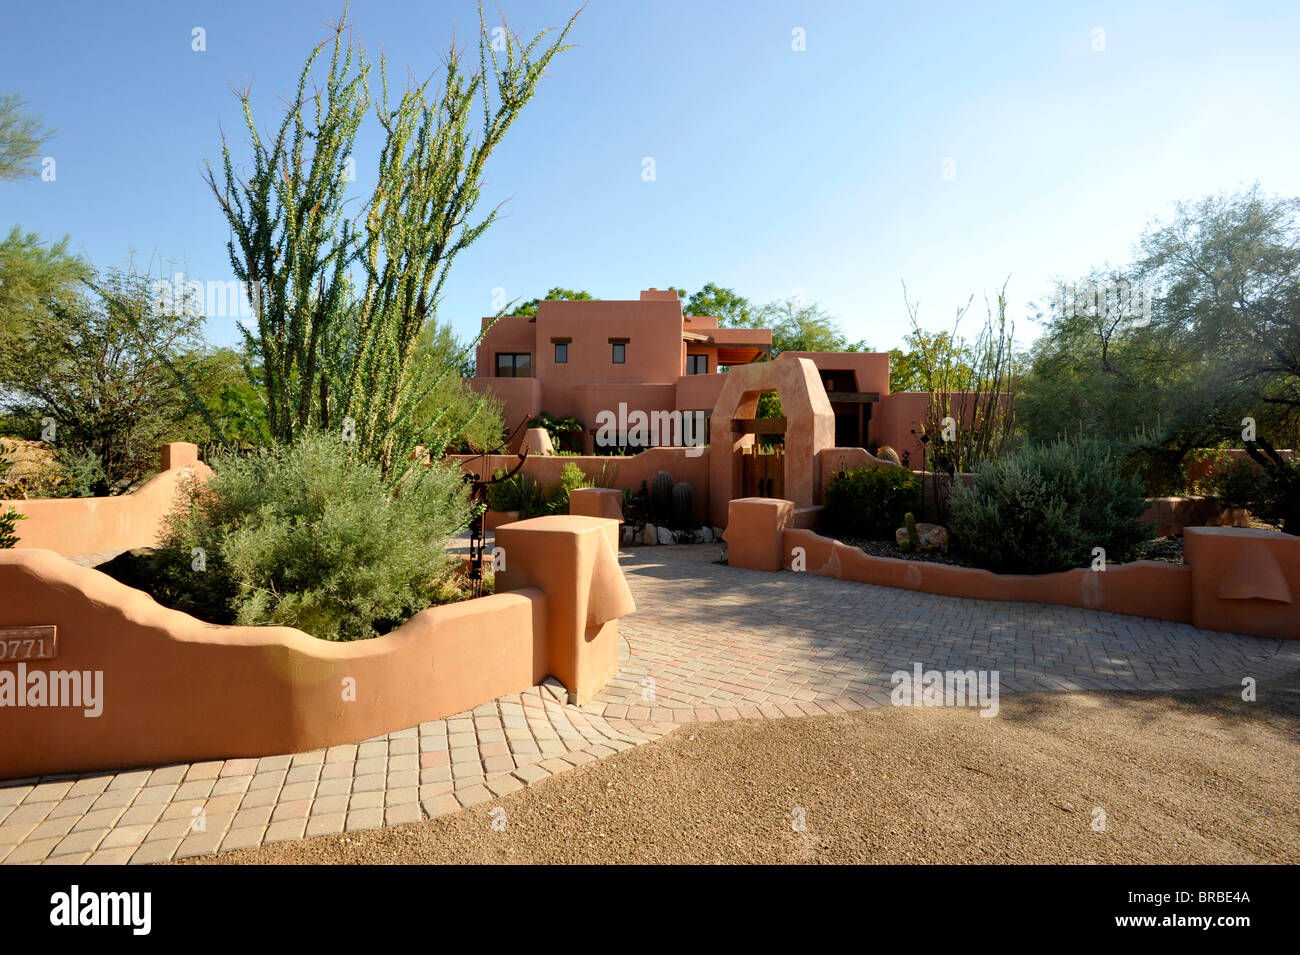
741,446 -> 784,499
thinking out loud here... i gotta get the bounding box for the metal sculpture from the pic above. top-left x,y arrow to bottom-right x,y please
459,417 -> 532,595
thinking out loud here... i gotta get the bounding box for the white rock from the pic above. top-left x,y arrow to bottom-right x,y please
641,523 -> 658,545
656,525 -> 674,545
698,527 -> 713,543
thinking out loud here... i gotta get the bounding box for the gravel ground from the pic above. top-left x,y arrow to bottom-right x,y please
186,669 -> 1300,865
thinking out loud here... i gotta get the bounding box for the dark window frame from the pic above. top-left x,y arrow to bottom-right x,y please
495,352 -> 533,377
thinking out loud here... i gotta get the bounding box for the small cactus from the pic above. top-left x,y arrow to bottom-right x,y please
903,511 -> 920,553
671,482 -> 694,528
650,470 -> 673,521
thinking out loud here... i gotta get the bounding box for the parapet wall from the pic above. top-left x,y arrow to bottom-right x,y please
449,447 -> 711,523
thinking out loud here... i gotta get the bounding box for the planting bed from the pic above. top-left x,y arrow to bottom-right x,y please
843,534 -> 1187,569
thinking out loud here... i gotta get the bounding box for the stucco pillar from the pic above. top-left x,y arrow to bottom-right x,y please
568,487 -> 624,522
495,515 -> 635,703
724,497 -> 794,572
161,442 -> 199,470
1186,526 -> 1299,640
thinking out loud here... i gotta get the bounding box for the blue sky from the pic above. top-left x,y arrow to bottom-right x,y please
2,0 -> 1298,351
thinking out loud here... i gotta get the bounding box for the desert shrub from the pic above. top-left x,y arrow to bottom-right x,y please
1216,441 -> 1300,534
0,451 -> 23,548
487,471 -> 549,518
158,433 -> 470,641
96,545 -> 239,624
486,471 -> 522,512
545,462 -> 592,514
50,448 -> 109,498
487,464 -> 590,517
948,437 -> 1152,574
824,465 -> 922,538
0,507 -> 26,548
529,412 -> 585,454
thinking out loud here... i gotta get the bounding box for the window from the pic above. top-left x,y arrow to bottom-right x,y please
495,353 -> 532,377
686,354 -> 708,375
682,410 -> 711,448
554,342 -> 568,363
611,342 -> 626,364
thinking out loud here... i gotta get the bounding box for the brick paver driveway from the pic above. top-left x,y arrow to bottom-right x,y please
4,545 -> 1298,864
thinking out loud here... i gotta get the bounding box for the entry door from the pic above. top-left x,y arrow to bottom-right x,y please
742,447 -> 785,498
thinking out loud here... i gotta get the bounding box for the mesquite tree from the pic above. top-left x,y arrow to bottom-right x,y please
205,5 -> 577,472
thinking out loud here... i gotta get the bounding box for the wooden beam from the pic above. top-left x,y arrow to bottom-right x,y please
730,417 -> 787,435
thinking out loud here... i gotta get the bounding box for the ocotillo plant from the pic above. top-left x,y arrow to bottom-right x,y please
204,3 -> 579,476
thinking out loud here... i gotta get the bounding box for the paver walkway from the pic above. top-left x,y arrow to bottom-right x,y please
4,546 -> 1298,864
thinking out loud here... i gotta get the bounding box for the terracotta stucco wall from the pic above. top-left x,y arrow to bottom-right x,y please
468,291 -> 769,452
0,443 -> 209,555
450,448 -> 711,523
723,497 -> 1296,640
0,515 -> 635,780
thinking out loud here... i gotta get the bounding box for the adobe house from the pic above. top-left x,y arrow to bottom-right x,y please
467,289 -> 770,452
467,288 -> 936,460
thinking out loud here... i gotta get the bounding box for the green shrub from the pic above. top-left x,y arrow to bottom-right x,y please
824,465 -> 922,538
158,433 -> 470,641
948,437 -> 1152,574
49,447 -> 109,498
1216,442 -> 1300,534
488,463 -> 590,517
486,470 -> 522,512
513,474 -> 549,518
545,462 -> 592,515
528,412 -> 585,454
0,451 -> 24,548
0,507 -> 23,548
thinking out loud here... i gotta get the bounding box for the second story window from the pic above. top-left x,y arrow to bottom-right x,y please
686,354 -> 708,375
496,352 -> 532,377
553,340 -> 568,363
610,339 -> 627,364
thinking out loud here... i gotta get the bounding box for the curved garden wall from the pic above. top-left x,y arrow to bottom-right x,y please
725,497 -> 1298,641
0,442 -> 207,555
0,516 -> 633,780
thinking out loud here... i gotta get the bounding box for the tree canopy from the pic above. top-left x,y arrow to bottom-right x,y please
0,92 -> 50,180
507,287 -> 593,316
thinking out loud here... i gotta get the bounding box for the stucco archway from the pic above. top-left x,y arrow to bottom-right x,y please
708,356 -> 836,526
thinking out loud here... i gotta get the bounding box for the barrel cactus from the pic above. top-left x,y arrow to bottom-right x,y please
650,470 -> 673,521
671,482 -> 694,528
